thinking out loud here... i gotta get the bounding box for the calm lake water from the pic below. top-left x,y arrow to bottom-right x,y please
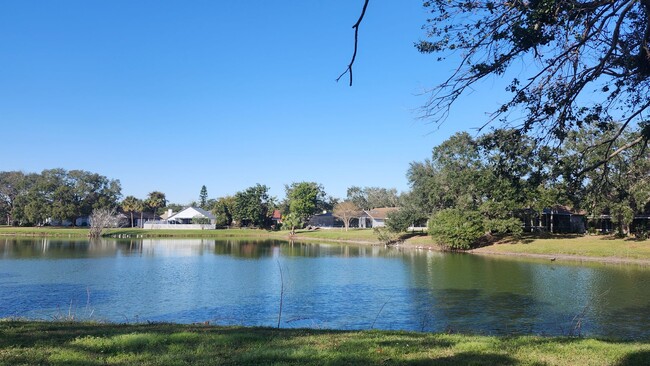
1,238 -> 649,339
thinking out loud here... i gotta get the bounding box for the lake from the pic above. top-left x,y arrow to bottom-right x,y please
1,237 -> 649,339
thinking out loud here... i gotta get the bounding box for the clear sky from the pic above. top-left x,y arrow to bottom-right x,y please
0,1 -> 501,204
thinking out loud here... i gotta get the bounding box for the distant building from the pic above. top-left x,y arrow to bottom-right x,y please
360,207 -> 400,228
307,212 -> 343,228
541,205 -> 586,234
167,207 -> 216,225
271,209 -> 282,226
143,206 -> 216,230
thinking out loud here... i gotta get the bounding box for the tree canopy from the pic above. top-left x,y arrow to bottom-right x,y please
2,169 -> 121,226
343,0 -> 649,174
417,0 -> 650,155
120,195 -> 142,228
346,186 -> 400,210
145,191 -> 167,219
332,200 -> 362,231
211,195 -> 235,227
232,184 -> 275,228
284,182 -> 328,225
199,185 -> 209,209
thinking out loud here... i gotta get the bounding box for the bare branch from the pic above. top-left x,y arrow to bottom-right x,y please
576,133 -> 647,177
337,0 -> 370,86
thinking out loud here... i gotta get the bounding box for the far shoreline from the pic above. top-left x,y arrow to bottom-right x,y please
1,226 -> 649,266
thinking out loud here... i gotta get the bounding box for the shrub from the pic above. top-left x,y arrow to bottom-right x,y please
373,227 -> 400,245
484,217 -> 523,238
385,208 -> 427,233
428,209 -> 484,250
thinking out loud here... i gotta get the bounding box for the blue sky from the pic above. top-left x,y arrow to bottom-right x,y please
0,1 -> 501,204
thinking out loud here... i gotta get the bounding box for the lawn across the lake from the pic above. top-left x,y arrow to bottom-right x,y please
1,226 -> 649,264
1,320 -> 650,366
0,226 -> 380,242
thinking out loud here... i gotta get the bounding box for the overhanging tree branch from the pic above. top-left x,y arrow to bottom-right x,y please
337,0 -> 370,86
418,0 -> 650,163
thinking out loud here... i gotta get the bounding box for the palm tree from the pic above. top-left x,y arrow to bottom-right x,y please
135,199 -> 145,228
120,196 -> 140,228
145,191 -> 166,223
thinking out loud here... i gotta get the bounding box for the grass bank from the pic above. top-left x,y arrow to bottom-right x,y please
1,321 -> 650,366
0,226 -> 379,242
470,235 -> 650,263
2,226 -> 650,264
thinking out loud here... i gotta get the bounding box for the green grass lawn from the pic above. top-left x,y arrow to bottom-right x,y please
3,226 -> 650,262
473,235 -> 650,260
0,226 -> 382,242
1,321 -> 649,365
0,226 -> 93,237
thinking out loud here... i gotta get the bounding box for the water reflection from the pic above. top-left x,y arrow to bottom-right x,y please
1,238 -> 392,259
1,238 -> 650,339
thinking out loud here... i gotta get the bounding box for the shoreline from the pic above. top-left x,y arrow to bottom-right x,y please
467,249 -> 650,266
2,227 -> 649,266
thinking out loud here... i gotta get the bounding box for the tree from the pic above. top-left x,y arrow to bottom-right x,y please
120,196 -> 141,228
4,169 -> 121,226
42,169 -> 121,226
88,207 -> 118,238
232,184 -> 274,228
164,203 -> 185,214
428,209 -> 485,250
407,132 -> 486,214
332,201 -> 361,231
284,182 -> 327,227
560,123 -> 650,235
416,0 -> 650,170
199,185 -> 208,209
408,131 -> 537,237
0,171 -> 26,225
135,198 -> 145,228
281,212 -> 301,235
346,186 -> 400,210
384,208 -> 423,233
145,191 -> 166,221
212,196 -> 235,227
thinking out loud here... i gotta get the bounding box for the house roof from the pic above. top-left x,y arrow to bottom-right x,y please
363,207 -> 399,220
168,207 -> 215,220
272,209 -> 282,220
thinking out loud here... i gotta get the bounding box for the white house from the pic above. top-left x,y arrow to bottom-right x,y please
144,207 -> 216,230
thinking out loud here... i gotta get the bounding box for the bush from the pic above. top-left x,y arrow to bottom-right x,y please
484,217 -> 523,238
373,227 -> 400,245
385,208 -> 427,233
428,209 -> 484,250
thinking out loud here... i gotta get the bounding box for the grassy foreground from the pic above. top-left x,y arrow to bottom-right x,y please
2,321 -> 650,366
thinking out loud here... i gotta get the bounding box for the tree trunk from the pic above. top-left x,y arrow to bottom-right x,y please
130,212 -> 134,228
